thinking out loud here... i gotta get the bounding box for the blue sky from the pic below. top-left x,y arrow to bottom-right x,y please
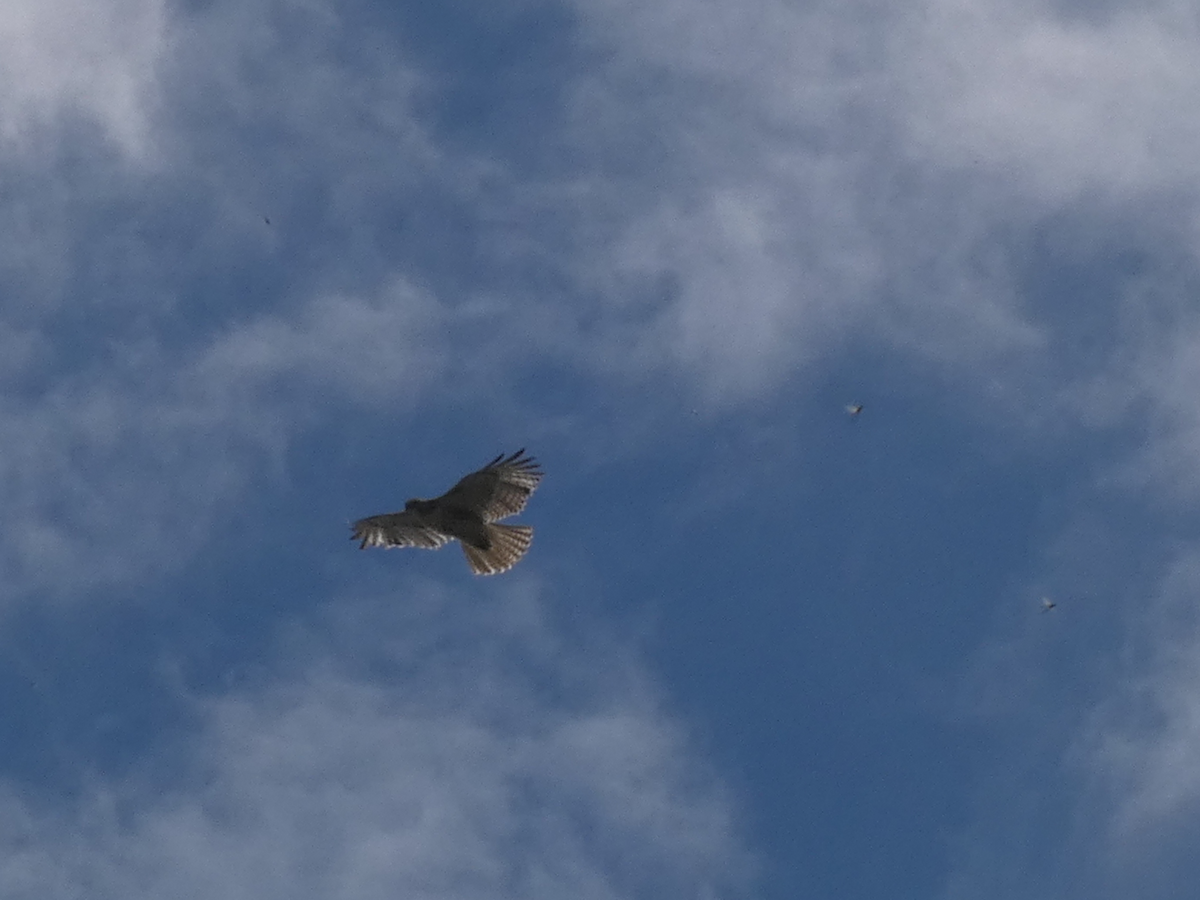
1,0 -> 1200,897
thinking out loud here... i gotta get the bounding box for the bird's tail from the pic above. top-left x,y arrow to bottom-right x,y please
461,524 -> 533,576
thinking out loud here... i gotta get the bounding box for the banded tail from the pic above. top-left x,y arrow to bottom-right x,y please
460,523 -> 534,576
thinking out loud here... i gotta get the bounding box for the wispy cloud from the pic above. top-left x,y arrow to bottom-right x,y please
565,0 -> 1200,414
0,275 -> 470,604
561,0 -> 1054,400
0,0 -> 166,157
897,0 -> 1200,200
0,585 -> 753,899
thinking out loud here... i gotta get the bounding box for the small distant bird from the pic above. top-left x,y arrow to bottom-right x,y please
1041,597 -> 1057,613
351,449 -> 543,575
264,216 -> 272,225
845,404 -> 863,417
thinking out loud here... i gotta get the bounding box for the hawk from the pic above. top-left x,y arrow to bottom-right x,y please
350,449 -> 543,575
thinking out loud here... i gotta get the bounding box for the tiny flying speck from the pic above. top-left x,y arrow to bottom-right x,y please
845,404 -> 863,416
1041,597 -> 1056,612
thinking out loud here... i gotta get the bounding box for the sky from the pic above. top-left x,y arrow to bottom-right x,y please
1,0 -> 1200,897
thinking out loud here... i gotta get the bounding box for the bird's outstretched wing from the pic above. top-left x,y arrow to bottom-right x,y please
350,511 -> 451,550
438,449 -> 543,522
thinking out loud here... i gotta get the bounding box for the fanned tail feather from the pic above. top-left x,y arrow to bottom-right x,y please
461,523 -> 533,576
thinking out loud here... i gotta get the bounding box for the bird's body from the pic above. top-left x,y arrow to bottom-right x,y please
351,449 -> 543,575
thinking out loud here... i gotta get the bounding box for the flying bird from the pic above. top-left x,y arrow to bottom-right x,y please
350,449 -> 543,575
1041,597 -> 1057,613
845,403 -> 863,417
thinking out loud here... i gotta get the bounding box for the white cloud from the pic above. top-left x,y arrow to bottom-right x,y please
565,0 -> 1200,413
563,0 -> 1058,402
0,588 -> 753,900
593,178 -> 884,401
193,281 -> 451,408
4,0 -> 1196,432
897,0 -> 1200,201
0,0 -> 166,158
0,277 -> 462,604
